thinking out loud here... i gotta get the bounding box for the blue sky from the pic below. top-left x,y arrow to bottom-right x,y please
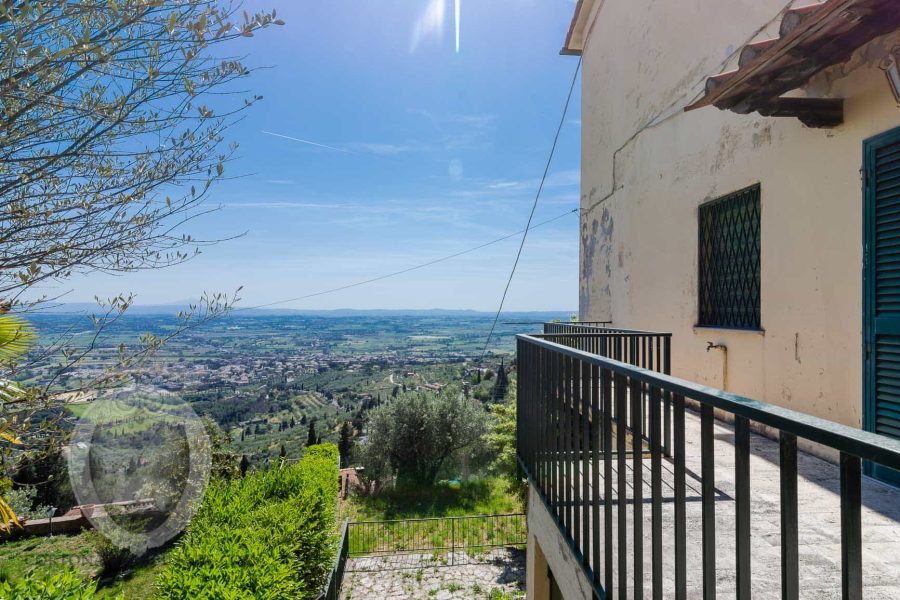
64,0 -> 582,311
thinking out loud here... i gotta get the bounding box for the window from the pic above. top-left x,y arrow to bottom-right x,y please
697,184 -> 761,329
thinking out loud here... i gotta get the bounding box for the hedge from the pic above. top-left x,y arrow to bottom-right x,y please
155,444 -> 339,599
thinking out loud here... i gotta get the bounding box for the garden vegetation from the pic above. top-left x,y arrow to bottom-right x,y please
154,444 -> 339,599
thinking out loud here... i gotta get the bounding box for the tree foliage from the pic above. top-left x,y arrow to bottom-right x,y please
305,419 -> 317,448
484,386 -> 517,480
338,420 -> 354,466
0,0 -> 282,305
361,387 -> 488,486
492,360 -> 509,402
0,1 -> 280,520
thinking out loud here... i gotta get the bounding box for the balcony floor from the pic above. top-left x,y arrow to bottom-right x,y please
547,409 -> 900,599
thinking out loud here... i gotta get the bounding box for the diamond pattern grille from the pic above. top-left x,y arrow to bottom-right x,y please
698,184 -> 761,329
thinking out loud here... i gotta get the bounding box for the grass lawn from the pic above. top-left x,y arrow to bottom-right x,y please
342,476 -> 524,522
0,530 -> 170,598
0,532 -> 97,583
340,477 -> 526,557
94,552 -> 168,599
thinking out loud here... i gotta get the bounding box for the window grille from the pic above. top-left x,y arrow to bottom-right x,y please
698,184 -> 761,329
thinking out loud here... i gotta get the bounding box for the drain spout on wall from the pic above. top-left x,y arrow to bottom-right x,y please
706,342 -> 728,390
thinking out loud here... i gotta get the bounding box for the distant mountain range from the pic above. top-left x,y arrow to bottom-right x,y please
35,303 -> 576,319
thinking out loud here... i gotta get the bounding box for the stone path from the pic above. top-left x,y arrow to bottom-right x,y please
341,548 -> 525,599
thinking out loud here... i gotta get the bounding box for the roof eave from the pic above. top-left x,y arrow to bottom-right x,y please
686,0 -> 900,118
562,0 -> 591,56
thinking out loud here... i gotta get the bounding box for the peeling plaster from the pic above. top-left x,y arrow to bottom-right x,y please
580,218 -> 599,316
752,123 -> 773,149
808,31 -> 900,96
711,124 -> 743,174
580,207 -> 615,319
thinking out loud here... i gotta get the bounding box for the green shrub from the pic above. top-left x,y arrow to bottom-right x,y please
84,530 -> 135,576
0,567 -> 102,600
155,444 -> 339,599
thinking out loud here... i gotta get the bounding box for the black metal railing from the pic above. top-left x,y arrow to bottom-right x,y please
540,324 -> 673,458
543,322 -> 672,375
517,333 -> 900,600
318,520 -> 350,600
346,513 -> 526,567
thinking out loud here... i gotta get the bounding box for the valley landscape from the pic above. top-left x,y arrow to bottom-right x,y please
26,310 -> 568,466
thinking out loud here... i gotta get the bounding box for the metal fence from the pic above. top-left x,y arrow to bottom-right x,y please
318,520 -> 350,600
346,513 -> 526,569
517,333 -> 900,600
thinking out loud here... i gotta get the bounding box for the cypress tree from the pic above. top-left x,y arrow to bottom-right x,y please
306,419 -> 317,447
493,360 -> 510,401
338,421 -> 354,465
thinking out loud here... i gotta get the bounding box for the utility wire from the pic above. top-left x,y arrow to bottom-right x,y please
473,1 -> 796,361
234,208 -> 578,312
478,57 -> 582,362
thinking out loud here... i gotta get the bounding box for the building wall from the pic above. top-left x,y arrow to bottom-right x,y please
526,483 -> 594,600
578,0 -> 900,428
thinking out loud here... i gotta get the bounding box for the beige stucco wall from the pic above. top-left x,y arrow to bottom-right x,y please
526,483 -> 594,600
577,0 -> 900,429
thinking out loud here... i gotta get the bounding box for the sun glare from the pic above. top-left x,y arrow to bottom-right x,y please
455,0 -> 461,53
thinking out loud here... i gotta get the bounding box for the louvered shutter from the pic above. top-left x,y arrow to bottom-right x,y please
873,138 -> 900,441
867,128 -> 900,486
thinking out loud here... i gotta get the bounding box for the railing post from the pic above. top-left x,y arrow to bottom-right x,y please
700,404 -> 717,600
735,416 -> 751,600
780,432 -> 799,600
840,453 -> 862,600
451,516 -> 456,567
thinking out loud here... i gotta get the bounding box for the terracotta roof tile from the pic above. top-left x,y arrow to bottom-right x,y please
686,0 -> 900,115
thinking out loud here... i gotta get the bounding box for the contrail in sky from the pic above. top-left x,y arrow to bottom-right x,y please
455,0 -> 460,53
261,130 -> 353,154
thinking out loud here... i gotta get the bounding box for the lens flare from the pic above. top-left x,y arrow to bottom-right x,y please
410,0 -> 446,54
455,0 -> 461,53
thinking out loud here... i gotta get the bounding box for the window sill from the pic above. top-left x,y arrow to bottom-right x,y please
693,325 -> 765,335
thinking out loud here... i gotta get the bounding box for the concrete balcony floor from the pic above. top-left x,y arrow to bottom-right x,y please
547,409 -> 900,599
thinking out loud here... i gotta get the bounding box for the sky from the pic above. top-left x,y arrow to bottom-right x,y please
62,0 -> 583,312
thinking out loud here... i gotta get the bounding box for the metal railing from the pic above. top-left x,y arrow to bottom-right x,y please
347,513 -> 526,565
543,322 -> 672,375
516,333 -> 900,600
540,324 -> 673,457
318,520 -> 350,600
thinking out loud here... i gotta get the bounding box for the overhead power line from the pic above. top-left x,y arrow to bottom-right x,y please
475,2 -> 797,364
235,208 -> 578,312
478,57 -> 582,362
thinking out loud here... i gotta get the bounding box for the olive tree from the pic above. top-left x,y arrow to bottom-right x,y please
361,387 -> 488,487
